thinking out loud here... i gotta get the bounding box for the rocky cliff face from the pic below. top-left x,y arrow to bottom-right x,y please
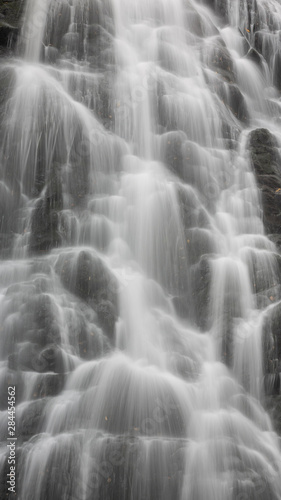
0,0 -> 23,56
1,0 -> 281,442
248,128 -> 281,434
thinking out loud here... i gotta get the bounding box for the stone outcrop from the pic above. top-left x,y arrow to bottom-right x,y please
249,128 -> 281,239
249,129 -> 281,434
55,250 -> 119,341
0,0 -> 24,56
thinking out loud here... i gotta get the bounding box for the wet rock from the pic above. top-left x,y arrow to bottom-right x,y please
0,232 -> 14,258
96,299 -> 117,340
265,396 -> 281,435
0,369 -> 24,410
56,250 -> 119,341
208,39 -> 235,82
32,373 -> 65,398
0,66 -> 15,123
96,74 -> 114,128
249,128 -> 281,235
269,302 -> 281,362
45,0 -> 71,51
249,128 -> 279,176
254,30 -> 274,63
0,0 -> 23,56
17,399 -> 47,441
161,131 -> 186,178
27,293 -> 61,347
203,0 -> 228,19
191,256 -> 212,330
29,165 -> 63,254
273,49 -> 281,91
86,24 -> 115,69
9,342 -> 69,373
36,345 -> 65,373
88,0 -> 115,34
227,84 -> 249,124
269,234 -> 281,251
58,250 -> 117,303
214,81 -> 249,125
246,47 -> 263,67
172,294 -> 192,319
177,184 -> 210,230
264,373 -> 280,396
45,46 -> 59,65
185,9 -> 205,38
185,228 -> 216,265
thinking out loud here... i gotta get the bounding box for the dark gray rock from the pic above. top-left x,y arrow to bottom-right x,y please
191,256 -> 212,331
56,250 -> 119,341
212,81 -> 249,125
29,164 -> 63,254
161,131 -> 186,178
273,49 -> 281,91
265,396 -> 281,435
246,47 -> 263,67
208,39 -> 235,83
45,0 -> 71,51
96,299 -> 117,340
203,0 -> 228,19
227,84 -> 249,124
17,398 -> 47,441
249,128 -> 281,235
0,0 -> 23,56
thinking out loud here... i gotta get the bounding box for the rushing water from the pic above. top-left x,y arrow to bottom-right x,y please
1,0 -> 281,498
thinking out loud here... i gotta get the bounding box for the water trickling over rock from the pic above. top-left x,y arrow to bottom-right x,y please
1,0 -> 281,498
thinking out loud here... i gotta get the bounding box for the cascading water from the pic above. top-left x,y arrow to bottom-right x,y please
1,0 -> 281,498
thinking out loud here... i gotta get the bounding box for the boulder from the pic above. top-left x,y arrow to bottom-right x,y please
8,343 -> 65,373
56,250 -> 119,341
208,39 -> 235,83
86,24 -> 115,69
17,399 -> 47,441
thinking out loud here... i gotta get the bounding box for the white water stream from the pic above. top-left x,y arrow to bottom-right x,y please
0,0 -> 281,498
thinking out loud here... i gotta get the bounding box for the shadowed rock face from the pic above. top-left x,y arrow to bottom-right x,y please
249,128 -> 281,430
249,128 -> 281,237
0,0 -> 23,55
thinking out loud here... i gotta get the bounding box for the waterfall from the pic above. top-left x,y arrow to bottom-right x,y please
1,0 -> 281,498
